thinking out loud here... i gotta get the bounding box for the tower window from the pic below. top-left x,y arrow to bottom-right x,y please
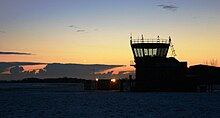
133,48 -> 143,57
137,48 -> 143,57
134,48 -> 138,57
149,49 -> 152,56
144,48 -> 148,56
152,48 -> 157,56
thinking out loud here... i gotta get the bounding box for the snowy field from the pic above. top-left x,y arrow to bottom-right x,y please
1,83 -> 220,118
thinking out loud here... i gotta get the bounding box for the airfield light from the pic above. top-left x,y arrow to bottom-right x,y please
111,78 -> 116,83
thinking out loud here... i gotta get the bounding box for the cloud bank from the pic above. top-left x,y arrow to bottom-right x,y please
0,62 -> 131,80
0,62 -> 46,74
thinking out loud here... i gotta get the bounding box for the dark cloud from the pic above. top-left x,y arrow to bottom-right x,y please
0,30 -> 6,33
157,3 -> 178,11
9,66 -> 24,75
0,62 -> 46,75
0,62 -> 124,80
69,25 -> 78,28
76,30 -> 86,32
96,70 -> 135,80
0,63 -> 12,73
1,62 -> 46,66
37,63 -> 123,79
68,25 -> 88,33
0,51 -> 33,55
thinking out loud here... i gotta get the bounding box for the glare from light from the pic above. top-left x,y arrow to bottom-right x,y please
111,78 -> 116,83
95,78 -> 99,82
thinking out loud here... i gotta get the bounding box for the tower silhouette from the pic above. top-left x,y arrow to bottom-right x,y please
130,35 -> 187,91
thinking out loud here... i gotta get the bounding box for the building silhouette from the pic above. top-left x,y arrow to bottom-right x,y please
129,35 -> 197,91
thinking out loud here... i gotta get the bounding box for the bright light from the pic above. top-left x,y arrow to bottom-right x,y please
95,78 -> 99,82
111,78 -> 116,83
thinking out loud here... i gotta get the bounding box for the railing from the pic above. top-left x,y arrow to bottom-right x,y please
130,39 -> 169,44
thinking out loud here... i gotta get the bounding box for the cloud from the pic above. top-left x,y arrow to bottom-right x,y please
0,51 -> 33,55
9,66 -> 24,75
0,62 -> 124,80
0,62 -> 46,75
37,63 -> 123,79
96,69 -> 135,80
157,3 -> 178,11
69,25 -> 99,33
68,25 -> 88,33
76,30 -> 86,32
0,30 -> 6,33
69,25 -> 78,28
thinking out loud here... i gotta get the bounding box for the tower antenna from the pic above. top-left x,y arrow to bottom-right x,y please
169,36 -> 177,57
130,33 -> 133,40
141,34 -> 144,42
157,35 -> 160,42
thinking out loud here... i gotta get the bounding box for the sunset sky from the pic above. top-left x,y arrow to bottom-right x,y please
0,0 -> 220,67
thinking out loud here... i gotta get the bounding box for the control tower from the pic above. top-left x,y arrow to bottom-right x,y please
130,35 -> 187,91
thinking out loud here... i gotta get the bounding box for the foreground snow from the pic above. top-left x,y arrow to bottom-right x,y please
0,83 -> 220,118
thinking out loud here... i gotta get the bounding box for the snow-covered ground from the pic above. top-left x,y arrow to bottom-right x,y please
0,83 -> 220,118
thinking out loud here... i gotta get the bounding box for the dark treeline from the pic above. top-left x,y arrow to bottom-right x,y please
0,77 -> 87,83
0,77 -> 120,90
0,77 -> 93,90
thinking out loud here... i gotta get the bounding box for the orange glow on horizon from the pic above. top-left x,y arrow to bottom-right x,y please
21,64 -> 47,72
98,65 -> 135,74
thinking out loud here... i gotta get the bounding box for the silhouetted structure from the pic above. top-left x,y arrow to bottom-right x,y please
127,35 -> 220,92
130,35 -> 194,91
187,65 -> 220,92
